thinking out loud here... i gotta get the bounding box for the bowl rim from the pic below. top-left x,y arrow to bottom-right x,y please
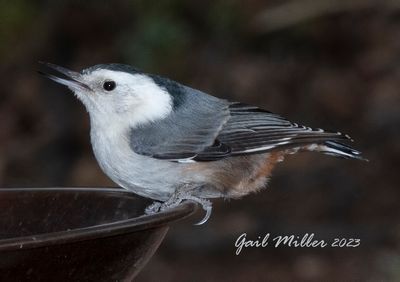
0,187 -> 197,251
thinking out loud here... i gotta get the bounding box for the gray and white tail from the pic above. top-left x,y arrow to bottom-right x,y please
309,140 -> 366,161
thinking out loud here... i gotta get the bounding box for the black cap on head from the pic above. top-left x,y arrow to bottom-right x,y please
82,64 -> 142,75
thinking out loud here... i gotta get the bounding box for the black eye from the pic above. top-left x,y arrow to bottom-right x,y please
103,81 -> 116,91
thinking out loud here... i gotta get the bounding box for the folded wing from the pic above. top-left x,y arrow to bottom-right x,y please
218,102 -> 353,156
129,80 -> 362,162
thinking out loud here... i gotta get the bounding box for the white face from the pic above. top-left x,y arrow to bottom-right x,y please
60,68 -> 173,128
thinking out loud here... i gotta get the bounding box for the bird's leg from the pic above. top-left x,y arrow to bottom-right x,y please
144,184 -> 213,225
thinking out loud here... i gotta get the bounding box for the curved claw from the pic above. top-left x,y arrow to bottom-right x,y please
194,203 -> 212,225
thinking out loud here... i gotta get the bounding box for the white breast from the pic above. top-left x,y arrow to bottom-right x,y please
89,120 -> 179,201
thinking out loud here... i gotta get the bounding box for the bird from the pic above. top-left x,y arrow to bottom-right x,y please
39,62 -> 365,225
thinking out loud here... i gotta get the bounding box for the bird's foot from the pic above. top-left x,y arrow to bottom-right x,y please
173,194 -> 212,225
144,189 -> 213,225
144,201 -> 163,215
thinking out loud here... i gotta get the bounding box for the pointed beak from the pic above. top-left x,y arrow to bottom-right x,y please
38,62 -> 91,91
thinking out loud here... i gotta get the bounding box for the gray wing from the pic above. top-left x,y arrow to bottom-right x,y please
129,75 -> 353,162
129,82 -> 232,162
218,103 -> 350,155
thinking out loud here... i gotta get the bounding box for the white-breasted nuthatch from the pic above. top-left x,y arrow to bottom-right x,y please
40,62 -> 365,225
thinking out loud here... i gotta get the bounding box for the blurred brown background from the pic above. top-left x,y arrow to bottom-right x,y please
1,0 -> 399,281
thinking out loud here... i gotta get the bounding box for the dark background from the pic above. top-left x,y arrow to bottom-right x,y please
1,0 -> 399,281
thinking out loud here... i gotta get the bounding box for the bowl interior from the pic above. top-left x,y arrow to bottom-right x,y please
0,188 -> 153,240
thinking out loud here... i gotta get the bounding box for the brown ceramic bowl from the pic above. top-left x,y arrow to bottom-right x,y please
0,188 -> 196,281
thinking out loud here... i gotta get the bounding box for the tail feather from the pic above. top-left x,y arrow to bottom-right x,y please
312,141 -> 367,161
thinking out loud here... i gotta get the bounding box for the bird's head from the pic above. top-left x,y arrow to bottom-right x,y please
40,63 -> 173,127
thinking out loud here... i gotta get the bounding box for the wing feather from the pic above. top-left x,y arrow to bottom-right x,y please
218,102 -> 350,155
129,82 -> 231,161
129,79 -> 359,162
